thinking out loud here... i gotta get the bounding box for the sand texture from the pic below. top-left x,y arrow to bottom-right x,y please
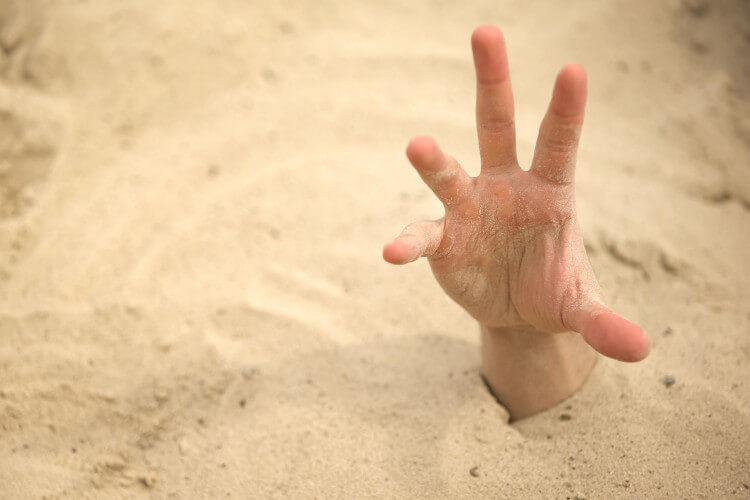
1,0 -> 749,498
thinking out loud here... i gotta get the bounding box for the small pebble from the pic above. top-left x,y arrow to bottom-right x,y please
469,466 -> 480,477
558,413 -> 572,421
662,375 -> 676,388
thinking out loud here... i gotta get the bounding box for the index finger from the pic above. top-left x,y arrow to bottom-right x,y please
530,64 -> 588,185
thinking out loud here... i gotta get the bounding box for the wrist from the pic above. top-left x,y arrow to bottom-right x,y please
480,323 -> 596,420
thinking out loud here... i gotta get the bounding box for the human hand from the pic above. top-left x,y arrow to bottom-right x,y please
383,26 -> 650,364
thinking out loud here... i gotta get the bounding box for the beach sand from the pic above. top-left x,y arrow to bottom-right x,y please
1,0 -> 749,497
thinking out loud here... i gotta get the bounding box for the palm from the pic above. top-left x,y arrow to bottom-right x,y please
384,26 -> 650,363
429,171 -> 591,333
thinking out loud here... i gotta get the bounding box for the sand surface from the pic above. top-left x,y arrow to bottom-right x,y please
1,0 -> 749,498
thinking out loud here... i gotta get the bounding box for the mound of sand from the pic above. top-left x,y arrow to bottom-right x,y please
1,0 -> 748,497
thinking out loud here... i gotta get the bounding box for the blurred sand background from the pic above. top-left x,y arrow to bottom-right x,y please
0,0 -> 749,498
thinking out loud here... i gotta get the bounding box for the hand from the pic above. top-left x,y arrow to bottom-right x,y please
383,26 -> 650,365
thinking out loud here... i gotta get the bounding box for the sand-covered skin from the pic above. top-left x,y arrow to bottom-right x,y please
1,0 -> 749,497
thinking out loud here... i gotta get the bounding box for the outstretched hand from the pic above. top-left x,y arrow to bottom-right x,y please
383,26 -> 650,364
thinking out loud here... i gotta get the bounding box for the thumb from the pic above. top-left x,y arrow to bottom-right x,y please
570,305 -> 651,362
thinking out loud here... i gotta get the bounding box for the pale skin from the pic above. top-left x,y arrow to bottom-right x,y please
383,26 -> 651,420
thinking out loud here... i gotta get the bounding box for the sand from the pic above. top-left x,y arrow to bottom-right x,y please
0,0 -> 748,498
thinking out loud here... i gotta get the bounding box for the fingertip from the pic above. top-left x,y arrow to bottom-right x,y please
406,136 -> 441,170
382,241 -> 401,264
610,321 -> 651,362
560,62 -> 587,80
471,25 -> 505,49
581,311 -> 651,363
471,25 -> 510,83
551,63 -> 588,118
633,332 -> 652,362
382,239 -> 415,265
407,135 -> 437,155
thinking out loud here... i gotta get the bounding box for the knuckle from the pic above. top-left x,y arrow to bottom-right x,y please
478,116 -> 515,135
